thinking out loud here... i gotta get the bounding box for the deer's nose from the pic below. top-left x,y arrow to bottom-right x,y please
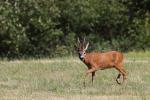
79,52 -> 84,58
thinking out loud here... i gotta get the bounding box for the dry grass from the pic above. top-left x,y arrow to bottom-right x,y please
0,52 -> 150,100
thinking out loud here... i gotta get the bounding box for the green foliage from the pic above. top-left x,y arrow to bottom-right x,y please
0,0 -> 150,58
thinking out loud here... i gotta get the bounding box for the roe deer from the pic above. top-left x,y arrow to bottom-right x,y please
75,38 -> 127,86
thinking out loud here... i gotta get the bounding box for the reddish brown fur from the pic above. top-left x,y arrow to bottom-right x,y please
84,51 -> 123,69
75,39 -> 127,85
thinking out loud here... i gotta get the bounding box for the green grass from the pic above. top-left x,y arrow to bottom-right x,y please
0,52 -> 150,100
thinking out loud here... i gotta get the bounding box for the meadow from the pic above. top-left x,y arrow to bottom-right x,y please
0,52 -> 150,100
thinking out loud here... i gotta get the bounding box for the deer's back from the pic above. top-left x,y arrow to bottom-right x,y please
85,51 -> 123,68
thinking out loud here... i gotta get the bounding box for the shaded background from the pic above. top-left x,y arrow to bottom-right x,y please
0,0 -> 150,58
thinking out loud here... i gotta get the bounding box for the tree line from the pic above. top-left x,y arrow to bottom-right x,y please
0,0 -> 150,58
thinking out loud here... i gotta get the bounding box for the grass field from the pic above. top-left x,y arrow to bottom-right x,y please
0,52 -> 150,100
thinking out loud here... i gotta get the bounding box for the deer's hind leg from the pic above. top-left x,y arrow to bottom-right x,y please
116,73 -> 122,84
115,63 -> 127,84
118,63 -> 127,81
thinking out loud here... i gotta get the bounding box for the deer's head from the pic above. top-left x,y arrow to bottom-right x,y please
75,38 -> 89,60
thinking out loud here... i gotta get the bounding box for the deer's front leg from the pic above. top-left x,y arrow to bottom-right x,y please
83,67 -> 98,87
86,67 -> 97,75
92,72 -> 95,85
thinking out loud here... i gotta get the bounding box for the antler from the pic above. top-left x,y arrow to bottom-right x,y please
83,37 -> 86,48
75,37 -> 81,49
83,37 -> 89,51
77,37 -> 80,44
84,42 -> 89,51
75,37 -> 89,50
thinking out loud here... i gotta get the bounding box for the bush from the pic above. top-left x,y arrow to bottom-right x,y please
0,0 -> 149,58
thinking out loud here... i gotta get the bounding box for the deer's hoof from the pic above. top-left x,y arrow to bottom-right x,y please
116,78 -> 122,85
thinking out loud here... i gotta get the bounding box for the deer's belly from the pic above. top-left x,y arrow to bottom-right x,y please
100,65 -> 114,70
